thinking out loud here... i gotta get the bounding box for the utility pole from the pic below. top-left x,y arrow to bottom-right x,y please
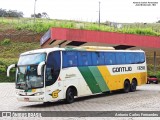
154,51 -> 157,75
33,0 -> 37,41
98,1 -> 101,27
34,0 -> 37,23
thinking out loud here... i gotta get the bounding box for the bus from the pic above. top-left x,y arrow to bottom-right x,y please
7,47 -> 147,103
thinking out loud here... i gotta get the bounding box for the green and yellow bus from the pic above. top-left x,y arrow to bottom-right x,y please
7,47 -> 147,103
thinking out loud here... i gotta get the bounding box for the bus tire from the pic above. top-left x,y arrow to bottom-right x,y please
130,79 -> 137,92
65,88 -> 75,104
123,80 -> 130,93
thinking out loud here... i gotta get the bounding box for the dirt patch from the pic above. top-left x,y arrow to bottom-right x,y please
0,29 -> 44,42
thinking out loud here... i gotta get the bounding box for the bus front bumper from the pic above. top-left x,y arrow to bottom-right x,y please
16,95 -> 45,102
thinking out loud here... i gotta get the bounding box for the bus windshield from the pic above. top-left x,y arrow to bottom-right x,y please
16,53 -> 46,89
18,53 -> 46,65
16,65 -> 44,89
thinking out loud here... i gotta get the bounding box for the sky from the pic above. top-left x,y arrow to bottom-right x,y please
0,0 -> 160,23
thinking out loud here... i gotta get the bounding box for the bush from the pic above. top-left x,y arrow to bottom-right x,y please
147,71 -> 154,76
0,39 -> 11,45
147,71 -> 160,81
0,71 -> 15,82
156,71 -> 160,80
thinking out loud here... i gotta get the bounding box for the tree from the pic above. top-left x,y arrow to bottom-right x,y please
0,8 -> 23,17
31,13 -> 42,18
42,12 -> 49,19
31,12 -> 49,19
36,13 -> 42,18
0,8 -> 7,17
157,20 -> 160,23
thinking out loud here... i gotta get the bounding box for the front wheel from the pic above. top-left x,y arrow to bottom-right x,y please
66,88 -> 74,104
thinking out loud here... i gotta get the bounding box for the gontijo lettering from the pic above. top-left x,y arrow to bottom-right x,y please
112,67 -> 132,73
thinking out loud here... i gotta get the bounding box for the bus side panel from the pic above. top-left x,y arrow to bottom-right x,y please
45,81 -> 64,102
98,66 -> 117,91
60,67 -> 92,98
88,66 -> 110,92
78,67 -> 102,94
98,63 -> 147,91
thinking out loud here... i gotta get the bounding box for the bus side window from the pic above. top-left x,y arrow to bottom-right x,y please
116,52 -> 125,64
139,53 -> 145,63
78,52 -> 92,66
134,53 -> 140,64
92,52 -> 104,65
104,52 -> 116,65
126,53 -> 134,64
62,51 -> 77,68
87,52 -> 92,66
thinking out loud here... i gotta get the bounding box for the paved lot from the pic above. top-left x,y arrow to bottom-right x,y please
0,83 -> 160,120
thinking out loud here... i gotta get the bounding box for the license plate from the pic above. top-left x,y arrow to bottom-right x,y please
24,98 -> 29,101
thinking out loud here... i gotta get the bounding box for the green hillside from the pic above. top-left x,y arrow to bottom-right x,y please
0,40 -> 40,82
0,17 -> 160,82
0,17 -> 160,36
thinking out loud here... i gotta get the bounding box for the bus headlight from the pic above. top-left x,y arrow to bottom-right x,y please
34,92 -> 44,96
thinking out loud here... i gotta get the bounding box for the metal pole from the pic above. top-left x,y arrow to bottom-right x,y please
154,51 -> 156,75
34,0 -> 37,23
98,1 -> 101,27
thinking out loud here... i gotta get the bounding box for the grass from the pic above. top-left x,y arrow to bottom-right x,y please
0,17 -> 160,36
0,40 -> 40,82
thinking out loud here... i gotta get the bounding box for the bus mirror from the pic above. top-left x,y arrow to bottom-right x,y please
37,61 -> 45,76
7,64 -> 16,77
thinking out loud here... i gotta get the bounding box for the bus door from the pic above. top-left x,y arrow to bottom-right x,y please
45,51 -> 63,101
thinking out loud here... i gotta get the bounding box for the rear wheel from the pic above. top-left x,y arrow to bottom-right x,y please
123,80 -> 130,93
66,88 -> 75,104
130,80 -> 137,92
155,81 -> 158,84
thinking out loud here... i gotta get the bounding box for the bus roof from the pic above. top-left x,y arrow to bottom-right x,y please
20,47 -> 144,56
20,47 -> 65,56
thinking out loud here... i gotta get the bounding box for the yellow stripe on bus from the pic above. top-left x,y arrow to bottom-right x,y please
32,89 -> 36,92
98,66 -> 147,91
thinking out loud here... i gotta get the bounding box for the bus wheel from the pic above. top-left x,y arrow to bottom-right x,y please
123,80 -> 130,93
130,80 -> 137,92
66,88 -> 74,104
